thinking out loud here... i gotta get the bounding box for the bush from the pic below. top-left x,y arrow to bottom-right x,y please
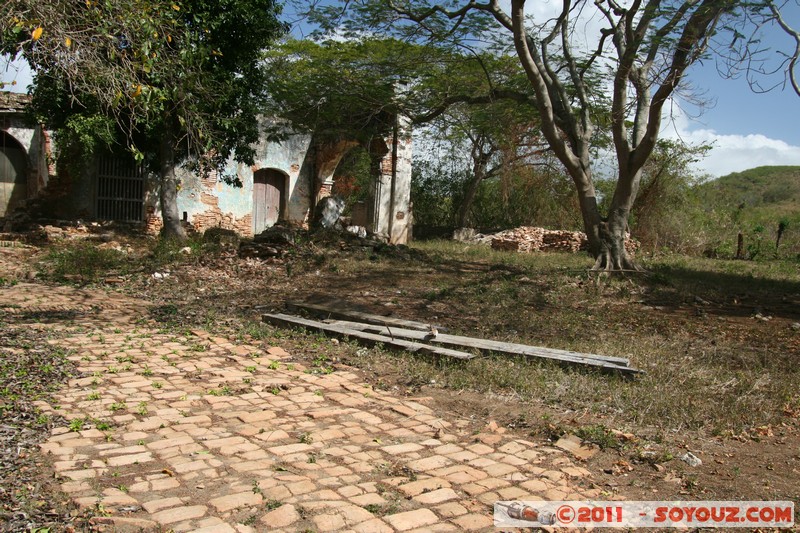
46,241 -> 129,282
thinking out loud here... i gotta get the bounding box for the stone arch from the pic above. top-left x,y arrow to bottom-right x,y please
253,167 -> 288,234
329,145 -> 374,226
314,138 -> 393,227
0,130 -> 28,217
314,140 -> 360,203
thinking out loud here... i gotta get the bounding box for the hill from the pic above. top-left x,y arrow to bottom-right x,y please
696,166 -> 800,209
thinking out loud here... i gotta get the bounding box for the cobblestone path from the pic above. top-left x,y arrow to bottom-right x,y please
2,284 -> 602,532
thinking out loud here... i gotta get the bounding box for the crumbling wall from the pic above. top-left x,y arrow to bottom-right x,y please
314,139 -> 360,203
150,122 -> 314,236
369,116 -> 413,244
0,112 -> 53,205
389,115 -> 413,244
172,165 -> 254,235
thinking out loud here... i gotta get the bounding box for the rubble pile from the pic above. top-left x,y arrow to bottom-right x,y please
542,229 -> 588,253
490,226 -> 639,255
238,225 -> 297,259
490,226 -> 586,253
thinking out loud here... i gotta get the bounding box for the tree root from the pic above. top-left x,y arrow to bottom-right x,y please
591,249 -> 644,272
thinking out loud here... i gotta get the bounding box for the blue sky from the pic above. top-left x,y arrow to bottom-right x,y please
4,1 -> 800,177
660,1 -> 800,176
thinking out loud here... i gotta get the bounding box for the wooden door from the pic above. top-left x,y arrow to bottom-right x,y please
253,169 -> 284,233
0,133 -> 27,218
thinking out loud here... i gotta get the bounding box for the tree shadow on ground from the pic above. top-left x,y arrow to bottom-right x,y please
641,263 -> 800,321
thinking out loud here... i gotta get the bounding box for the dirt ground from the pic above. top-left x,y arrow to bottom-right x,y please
1,225 -> 799,530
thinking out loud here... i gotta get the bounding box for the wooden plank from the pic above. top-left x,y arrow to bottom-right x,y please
285,301 -> 432,331
288,300 -> 631,367
324,319 -> 641,376
262,313 -> 476,360
326,319 -> 631,366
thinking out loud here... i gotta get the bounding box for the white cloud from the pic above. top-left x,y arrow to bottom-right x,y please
662,107 -> 800,177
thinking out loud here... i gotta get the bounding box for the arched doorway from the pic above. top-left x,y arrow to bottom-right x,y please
253,168 -> 286,234
0,131 -> 28,217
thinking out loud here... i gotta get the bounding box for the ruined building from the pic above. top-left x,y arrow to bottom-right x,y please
0,92 -> 51,219
0,92 -> 413,244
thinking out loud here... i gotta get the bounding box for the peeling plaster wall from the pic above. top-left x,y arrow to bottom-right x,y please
72,117 -> 412,242
250,130 -> 314,224
1,115 -> 52,198
174,166 -> 253,235
167,125 -> 314,236
389,115 -> 413,244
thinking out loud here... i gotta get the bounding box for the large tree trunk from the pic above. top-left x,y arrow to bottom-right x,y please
456,176 -> 481,228
159,122 -> 187,241
456,141 -> 493,229
591,208 -> 638,271
576,170 -> 641,271
456,165 -> 487,228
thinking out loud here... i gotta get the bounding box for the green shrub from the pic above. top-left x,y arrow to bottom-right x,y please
46,242 -> 128,282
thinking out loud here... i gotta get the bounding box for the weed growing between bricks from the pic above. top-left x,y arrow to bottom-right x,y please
0,315 -> 93,531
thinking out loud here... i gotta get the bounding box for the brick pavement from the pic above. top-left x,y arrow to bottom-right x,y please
2,284 -> 603,532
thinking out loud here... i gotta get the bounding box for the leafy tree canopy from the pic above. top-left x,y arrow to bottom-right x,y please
263,37 -> 546,141
3,0 -> 287,237
4,0 -> 287,167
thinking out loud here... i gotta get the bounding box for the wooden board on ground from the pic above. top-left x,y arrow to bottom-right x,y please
262,313 -> 476,360
285,301 -> 432,331
323,319 -> 641,377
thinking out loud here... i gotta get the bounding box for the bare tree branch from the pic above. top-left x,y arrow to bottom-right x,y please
769,0 -> 800,96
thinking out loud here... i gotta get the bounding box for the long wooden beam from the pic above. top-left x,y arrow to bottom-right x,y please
286,300 -> 630,367
285,301 -> 432,331
323,319 -> 641,376
262,313 -> 476,360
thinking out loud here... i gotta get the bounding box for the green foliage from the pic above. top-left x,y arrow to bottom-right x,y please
470,166 -> 579,230
612,140 -> 711,253
263,38 -> 538,141
410,159 -> 465,227
575,424 -> 624,450
689,166 -> 800,259
146,235 -> 204,270
52,114 -> 118,178
412,154 -> 579,230
264,38 -> 406,141
332,147 -> 372,212
46,242 -> 129,283
10,0 -> 287,184
697,166 -> 800,208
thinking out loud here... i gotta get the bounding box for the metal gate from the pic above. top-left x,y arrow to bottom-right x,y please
96,156 -> 145,222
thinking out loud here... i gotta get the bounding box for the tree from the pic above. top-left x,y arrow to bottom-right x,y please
603,139 -> 710,251
768,1 -> 800,97
300,0 -> 774,269
3,0 -> 286,238
262,38 -> 540,138
419,100 -> 548,228
718,0 -> 800,97
264,38 -> 569,229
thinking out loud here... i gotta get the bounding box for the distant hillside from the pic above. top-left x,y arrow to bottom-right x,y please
696,166 -> 800,209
